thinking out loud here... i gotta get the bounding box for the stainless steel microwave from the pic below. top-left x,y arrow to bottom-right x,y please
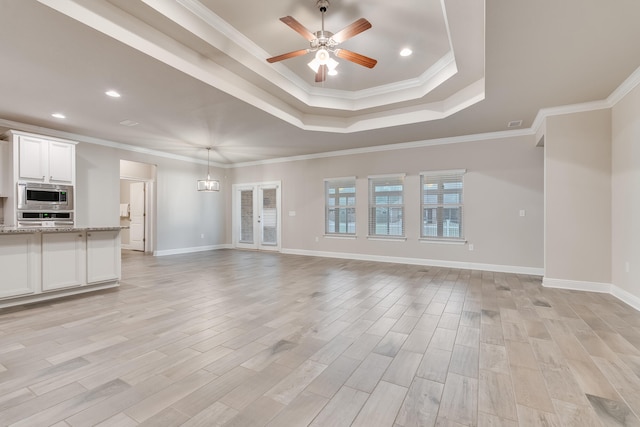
17,182 -> 74,211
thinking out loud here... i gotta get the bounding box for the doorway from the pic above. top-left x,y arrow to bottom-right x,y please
120,160 -> 156,253
232,181 -> 281,251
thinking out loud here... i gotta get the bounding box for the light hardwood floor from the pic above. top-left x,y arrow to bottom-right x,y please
2,249 -> 640,426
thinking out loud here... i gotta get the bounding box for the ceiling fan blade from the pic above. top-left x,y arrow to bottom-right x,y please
266,49 -> 309,63
331,18 -> 372,44
315,64 -> 328,83
335,49 -> 377,68
280,16 -> 316,41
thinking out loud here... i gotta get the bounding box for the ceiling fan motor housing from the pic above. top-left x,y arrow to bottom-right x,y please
311,31 -> 335,50
317,0 -> 330,13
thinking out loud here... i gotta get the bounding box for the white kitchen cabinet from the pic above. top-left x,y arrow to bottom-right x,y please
87,230 -> 121,283
0,233 -> 40,299
0,141 -> 8,196
42,231 -> 87,291
18,135 -> 75,184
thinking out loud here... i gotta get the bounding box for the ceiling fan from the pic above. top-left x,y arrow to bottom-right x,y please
266,0 -> 377,83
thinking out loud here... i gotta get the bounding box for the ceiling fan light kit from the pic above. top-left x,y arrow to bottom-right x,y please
267,0 -> 377,83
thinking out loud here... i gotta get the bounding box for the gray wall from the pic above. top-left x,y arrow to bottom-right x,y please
612,83 -> 640,298
544,110 -> 612,284
230,135 -> 545,272
75,143 -> 227,253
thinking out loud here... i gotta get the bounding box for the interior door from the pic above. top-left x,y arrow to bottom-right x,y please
233,182 -> 281,251
129,182 -> 145,251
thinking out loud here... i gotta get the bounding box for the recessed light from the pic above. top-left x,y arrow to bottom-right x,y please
400,48 -> 413,57
51,113 -> 66,119
105,90 -> 121,98
119,119 -> 139,127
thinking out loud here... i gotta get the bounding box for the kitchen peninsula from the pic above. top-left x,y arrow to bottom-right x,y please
0,226 -> 122,308
1,129 -> 125,309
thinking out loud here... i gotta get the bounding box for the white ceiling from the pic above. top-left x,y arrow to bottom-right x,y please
0,0 -> 639,165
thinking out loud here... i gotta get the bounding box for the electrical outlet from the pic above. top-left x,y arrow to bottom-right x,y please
315,237 -> 319,242
519,209 -> 526,217
468,244 -> 474,251
201,234 -> 204,239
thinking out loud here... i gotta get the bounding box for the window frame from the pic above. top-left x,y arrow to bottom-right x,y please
368,174 -> 406,239
420,169 -> 466,242
324,176 -> 357,236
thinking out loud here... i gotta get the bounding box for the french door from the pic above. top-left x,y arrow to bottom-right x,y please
233,182 -> 281,251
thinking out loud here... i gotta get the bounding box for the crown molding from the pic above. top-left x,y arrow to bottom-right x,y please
531,64 -> 640,134
232,127 -> 534,168
607,64 -> 640,106
38,0 -> 485,132
0,118 -> 226,168
4,63 -> 639,170
173,0 -> 465,111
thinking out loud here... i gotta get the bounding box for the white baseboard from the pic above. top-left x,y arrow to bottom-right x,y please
543,277 -> 640,312
121,244 -> 131,250
611,286 -> 640,312
542,277 -> 611,293
154,244 -> 232,257
281,248 -> 544,276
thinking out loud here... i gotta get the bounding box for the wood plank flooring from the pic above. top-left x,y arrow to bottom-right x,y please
2,249 -> 640,426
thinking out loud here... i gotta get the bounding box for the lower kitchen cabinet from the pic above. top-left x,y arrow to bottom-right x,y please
42,231 -> 87,291
0,233 -> 40,298
87,230 -> 121,283
0,228 -> 121,307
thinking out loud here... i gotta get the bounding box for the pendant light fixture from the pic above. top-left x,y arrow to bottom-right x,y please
197,147 -> 220,192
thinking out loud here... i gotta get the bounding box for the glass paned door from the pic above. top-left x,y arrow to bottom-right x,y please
240,189 -> 254,244
233,182 -> 281,251
260,187 -> 278,246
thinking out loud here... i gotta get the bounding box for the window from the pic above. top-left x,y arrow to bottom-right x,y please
421,170 -> 465,240
368,175 -> 405,237
325,177 -> 356,235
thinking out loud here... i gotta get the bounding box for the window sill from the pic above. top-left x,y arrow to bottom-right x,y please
367,236 -> 407,242
419,238 -> 467,245
324,234 -> 357,240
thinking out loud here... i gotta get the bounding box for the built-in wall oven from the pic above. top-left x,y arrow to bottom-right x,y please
17,182 -> 74,227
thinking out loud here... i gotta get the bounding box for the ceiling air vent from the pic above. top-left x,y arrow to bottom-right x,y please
507,120 -> 523,128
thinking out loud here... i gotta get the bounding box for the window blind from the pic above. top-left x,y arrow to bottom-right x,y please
420,170 -> 465,239
368,175 -> 405,237
325,177 -> 356,235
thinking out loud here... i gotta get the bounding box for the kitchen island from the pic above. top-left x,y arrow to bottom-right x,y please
0,226 -> 123,309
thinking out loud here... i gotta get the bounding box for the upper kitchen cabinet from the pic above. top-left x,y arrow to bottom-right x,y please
3,130 -> 77,186
17,134 -> 75,184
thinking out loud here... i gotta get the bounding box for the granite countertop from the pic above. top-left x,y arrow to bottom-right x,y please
0,226 -> 128,234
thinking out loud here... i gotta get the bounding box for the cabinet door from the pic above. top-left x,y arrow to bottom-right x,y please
87,230 -> 121,283
42,232 -> 86,291
48,142 -> 74,183
18,136 -> 47,182
0,233 -> 40,298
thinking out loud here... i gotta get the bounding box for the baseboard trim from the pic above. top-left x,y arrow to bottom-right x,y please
281,248 -> 544,276
543,277 -> 640,312
611,286 -> 640,312
154,244 -> 232,257
542,277 -> 611,293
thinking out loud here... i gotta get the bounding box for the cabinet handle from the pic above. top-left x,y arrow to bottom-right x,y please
88,233 -> 91,237
79,234 -> 83,238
